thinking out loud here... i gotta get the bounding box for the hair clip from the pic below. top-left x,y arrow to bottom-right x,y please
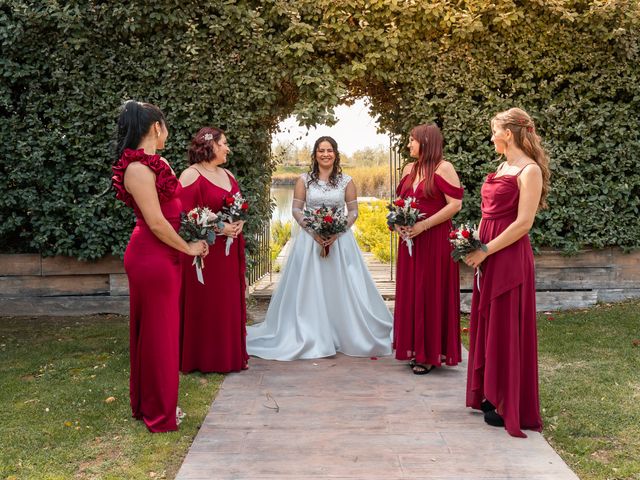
203,133 -> 213,141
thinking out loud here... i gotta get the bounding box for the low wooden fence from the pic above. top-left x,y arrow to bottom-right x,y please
459,248 -> 640,311
0,248 -> 638,316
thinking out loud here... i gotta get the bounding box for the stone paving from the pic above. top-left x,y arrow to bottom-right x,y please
176,350 -> 578,479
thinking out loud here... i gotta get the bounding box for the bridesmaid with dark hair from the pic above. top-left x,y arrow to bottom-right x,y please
464,107 -> 550,437
179,127 -> 249,373
393,123 -> 464,374
111,100 -> 208,432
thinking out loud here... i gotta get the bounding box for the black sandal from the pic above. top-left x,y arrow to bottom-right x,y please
412,364 -> 435,375
408,359 -> 416,368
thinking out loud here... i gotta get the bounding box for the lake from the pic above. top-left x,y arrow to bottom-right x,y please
271,185 -> 295,223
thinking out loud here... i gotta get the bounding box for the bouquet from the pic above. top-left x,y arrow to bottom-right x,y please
448,223 -> 486,262
179,207 -> 224,284
449,223 -> 487,291
302,204 -> 348,257
219,192 -> 249,256
386,196 -> 425,256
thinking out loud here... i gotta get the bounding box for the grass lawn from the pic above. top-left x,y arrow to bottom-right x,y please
462,299 -> 640,480
2,300 -> 639,479
0,315 -> 222,480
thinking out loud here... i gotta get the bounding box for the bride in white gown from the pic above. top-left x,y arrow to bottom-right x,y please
246,136 -> 393,360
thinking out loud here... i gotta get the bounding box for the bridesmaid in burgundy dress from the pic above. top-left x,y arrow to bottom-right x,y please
464,107 -> 550,437
393,123 -> 464,374
179,127 -> 249,373
112,101 -> 208,432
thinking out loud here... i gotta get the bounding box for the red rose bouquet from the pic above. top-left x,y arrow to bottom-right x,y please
219,192 -> 249,256
449,223 -> 487,290
448,223 -> 486,262
179,206 -> 224,284
302,204 -> 348,257
386,196 -> 425,256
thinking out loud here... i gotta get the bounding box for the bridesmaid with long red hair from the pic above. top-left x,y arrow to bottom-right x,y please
464,107 -> 550,437
112,100 -> 208,432
179,127 -> 249,373
393,123 -> 464,374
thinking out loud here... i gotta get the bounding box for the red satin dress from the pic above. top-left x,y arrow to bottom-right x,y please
112,148 -> 182,433
393,173 -> 464,367
179,170 -> 249,373
466,165 -> 543,438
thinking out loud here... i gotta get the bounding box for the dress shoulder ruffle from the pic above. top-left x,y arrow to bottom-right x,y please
112,149 -> 178,207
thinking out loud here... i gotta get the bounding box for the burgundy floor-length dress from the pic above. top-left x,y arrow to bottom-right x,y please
393,173 -> 464,367
180,170 -> 249,373
466,166 -> 543,438
112,148 -> 182,433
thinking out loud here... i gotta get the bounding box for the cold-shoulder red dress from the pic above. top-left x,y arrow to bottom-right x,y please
393,173 -> 464,367
179,170 -> 248,373
466,166 -> 543,438
112,148 -> 182,433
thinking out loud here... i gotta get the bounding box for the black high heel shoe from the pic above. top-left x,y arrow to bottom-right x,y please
484,409 -> 504,427
480,399 -> 496,413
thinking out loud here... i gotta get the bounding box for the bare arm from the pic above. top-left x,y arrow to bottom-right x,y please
178,166 -> 200,188
405,162 -> 463,238
486,165 -> 542,253
125,163 -> 206,256
464,164 -> 542,268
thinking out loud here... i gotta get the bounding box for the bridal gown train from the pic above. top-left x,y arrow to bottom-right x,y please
246,173 -> 393,360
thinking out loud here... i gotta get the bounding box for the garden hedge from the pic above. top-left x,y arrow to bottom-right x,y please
1,0 -> 638,259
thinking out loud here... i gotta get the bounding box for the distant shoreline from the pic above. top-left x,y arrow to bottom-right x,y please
271,177 -> 297,186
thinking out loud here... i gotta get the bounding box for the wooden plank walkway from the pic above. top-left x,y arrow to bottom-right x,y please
176,238 -> 580,479
176,350 -> 578,479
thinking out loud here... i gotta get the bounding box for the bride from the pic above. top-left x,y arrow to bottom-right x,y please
246,136 -> 393,360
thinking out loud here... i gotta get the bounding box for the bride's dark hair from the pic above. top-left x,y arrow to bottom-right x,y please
307,136 -> 342,187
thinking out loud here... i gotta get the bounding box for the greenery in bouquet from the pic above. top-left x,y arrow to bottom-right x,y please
179,207 -> 224,245
220,192 -> 249,223
449,223 -> 487,262
386,196 -> 425,230
302,204 -> 348,238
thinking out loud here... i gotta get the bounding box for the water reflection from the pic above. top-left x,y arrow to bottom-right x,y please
271,186 -> 294,223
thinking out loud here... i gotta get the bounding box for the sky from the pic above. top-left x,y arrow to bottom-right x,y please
271,98 -> 390,155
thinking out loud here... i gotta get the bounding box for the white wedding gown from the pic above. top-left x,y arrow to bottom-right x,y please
246,173 -> 393,360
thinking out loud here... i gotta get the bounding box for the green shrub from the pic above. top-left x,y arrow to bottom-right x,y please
270,220 -> 292,262
354,200 -> 391,263
1,1 -> 638,259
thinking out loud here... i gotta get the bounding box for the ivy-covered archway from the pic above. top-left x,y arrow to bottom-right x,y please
1,0 -> 638,259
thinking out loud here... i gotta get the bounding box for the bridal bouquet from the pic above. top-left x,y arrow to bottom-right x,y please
386,196 -> 425,256
179,207 -> 224,284
219,192 -> 249,256
448,223 -> 486,262
302,204 -> 348,257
